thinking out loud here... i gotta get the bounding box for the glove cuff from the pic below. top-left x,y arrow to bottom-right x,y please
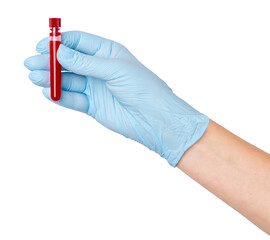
162,114 -> 210,167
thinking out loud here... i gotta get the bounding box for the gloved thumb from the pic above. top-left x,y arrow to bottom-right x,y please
57,44 -> 118,80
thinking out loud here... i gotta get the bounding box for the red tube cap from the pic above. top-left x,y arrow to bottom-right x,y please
49,18 -> 61,27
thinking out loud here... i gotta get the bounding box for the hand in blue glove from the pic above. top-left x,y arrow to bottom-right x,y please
24,31 -> 209,166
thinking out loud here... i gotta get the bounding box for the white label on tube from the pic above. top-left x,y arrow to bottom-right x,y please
49,36 -> 61,41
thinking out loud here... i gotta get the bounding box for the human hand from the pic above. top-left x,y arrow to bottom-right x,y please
24,31 -> 209,166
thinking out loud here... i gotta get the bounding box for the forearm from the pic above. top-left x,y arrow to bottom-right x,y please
177,120 -> 270,234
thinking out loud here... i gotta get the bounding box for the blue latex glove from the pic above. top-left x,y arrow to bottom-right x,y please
24,31 -> 209,167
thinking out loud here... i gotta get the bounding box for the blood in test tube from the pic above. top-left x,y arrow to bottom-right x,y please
49,18 -> 61,101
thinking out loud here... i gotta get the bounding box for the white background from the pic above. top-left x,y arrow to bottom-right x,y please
0,0 -> 269,239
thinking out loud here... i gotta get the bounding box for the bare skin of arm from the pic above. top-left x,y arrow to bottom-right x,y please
177,120 -> 270,235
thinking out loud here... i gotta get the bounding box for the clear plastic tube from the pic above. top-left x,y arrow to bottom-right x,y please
49,18 -> 61,101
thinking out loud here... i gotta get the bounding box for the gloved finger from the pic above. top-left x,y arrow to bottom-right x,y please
36,31 -> 121,57
24,54 -> 67,71
29,71 -> 87,93
57,44 -> 121,81
42,87 -> 88,113
24,54 -> 49,71
28,70 -> 50,87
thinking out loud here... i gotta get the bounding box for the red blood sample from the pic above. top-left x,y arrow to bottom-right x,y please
49,18 -> 61,101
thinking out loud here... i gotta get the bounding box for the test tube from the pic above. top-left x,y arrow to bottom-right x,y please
49,18 -> 61,101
